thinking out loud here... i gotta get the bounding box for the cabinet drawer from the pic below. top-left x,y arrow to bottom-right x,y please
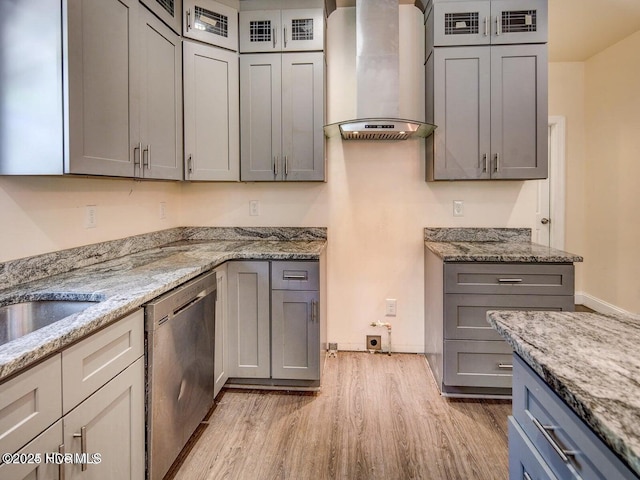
62,309 -> 143,414
444,294 -> 573,341
0,355 -> 62,456
445,263 -> 574,295
508,416 -> 558,480
271,261 -> 319,290
0,420 -> 62,477
443,339 -> 513,388
512,355 -> 638,480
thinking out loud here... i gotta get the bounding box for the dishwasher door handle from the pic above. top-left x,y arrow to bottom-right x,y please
172,290 -> 208,317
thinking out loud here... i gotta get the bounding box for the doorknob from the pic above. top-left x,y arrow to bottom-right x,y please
541,218 -> 550,225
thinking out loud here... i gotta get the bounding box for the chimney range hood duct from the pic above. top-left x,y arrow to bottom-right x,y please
323,0 -> 436,141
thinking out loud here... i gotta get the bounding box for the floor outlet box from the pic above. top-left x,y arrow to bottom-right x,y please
366,335 -> 382,351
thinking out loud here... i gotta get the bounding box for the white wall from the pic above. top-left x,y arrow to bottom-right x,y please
181,7 -> 540,352
0,6 -> 542,351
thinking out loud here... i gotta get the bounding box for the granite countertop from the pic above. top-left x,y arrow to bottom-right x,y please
487,310 -> 640,477
0,227 -> 327,382
424,227 -> 583,263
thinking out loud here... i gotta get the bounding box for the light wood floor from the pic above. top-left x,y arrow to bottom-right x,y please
170,352 -> 511,480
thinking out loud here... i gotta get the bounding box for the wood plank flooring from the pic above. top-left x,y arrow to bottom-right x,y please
171,352 -> 511,480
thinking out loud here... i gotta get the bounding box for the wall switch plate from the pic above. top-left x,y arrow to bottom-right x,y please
385,298 -> 397,316
249,200 -> 260,216
453,200 -> 464,217
366,335 -> 382,351
85,205 -> 97,229
159,202 -> 166,219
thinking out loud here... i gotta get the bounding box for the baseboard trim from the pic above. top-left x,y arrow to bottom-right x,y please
575,292 -> 640,320
334,343 -> 422,354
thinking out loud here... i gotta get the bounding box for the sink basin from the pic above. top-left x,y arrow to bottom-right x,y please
0,300 -> 99,347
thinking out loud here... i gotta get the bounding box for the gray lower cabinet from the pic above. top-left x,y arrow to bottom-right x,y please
510,355 -> 638,479
213,263 -> 229,397
424,248 -> 574,397
183,40 -> 239,181
425,43 -> 547,180
240,52 -> 325,182
227,260 -> 321,386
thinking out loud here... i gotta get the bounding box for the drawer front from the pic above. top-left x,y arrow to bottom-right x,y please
508,417 -> 558,480
0,420 -> 62,477
0,355 -> 62,456
445,263 -> 574,295
445,294 -> 574,341
444,339 -> 513,388
512,354 -> 638,480
271,261 -> 319,291
62,309 -> 144,414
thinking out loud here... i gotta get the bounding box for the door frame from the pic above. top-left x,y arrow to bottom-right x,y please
548,116 -> 566,250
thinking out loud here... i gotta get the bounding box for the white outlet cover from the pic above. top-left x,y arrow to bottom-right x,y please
453,200 -> 464,217
85,205 -> 97,229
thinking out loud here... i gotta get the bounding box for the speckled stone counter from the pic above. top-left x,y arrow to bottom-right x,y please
0,227 -> 327,381
424,227 -> 583,263
488,310 -> 640,477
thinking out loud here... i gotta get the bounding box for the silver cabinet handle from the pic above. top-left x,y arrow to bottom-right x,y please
186,9 -> 191,31
484,16 -> 489,36
498,278 -> 523,283
311,300 -> 318,322
494,152 -> 499,172
283,273 -> 308,281
133,142 -> 142,173
59,444 -> 65,480
495,15 -> 501,36
481,153 -> 488,172
498,363 -> 513,369
143,145 -> 151,170
273,156 -> 279,176
73,426 -> 88,471
284,26 -> 288,48
284,155 -> 289,177
523,472 -> 532,480
272,27 -> 277,48
531,416 -> 578,464
187,154 -> 193,175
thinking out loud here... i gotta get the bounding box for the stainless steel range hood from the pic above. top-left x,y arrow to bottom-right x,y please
323,0 -> 436,141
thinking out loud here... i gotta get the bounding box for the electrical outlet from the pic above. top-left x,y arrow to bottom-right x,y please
249,200 -> 260,216
453,200 -> 464,217
366,335 -> 382,351
385,299 -> 397,317
159,202 -> 166,219
85,205 -> 97,229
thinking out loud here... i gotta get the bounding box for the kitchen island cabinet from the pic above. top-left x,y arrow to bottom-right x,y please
424,228 -> 582,397
488,310 -> 640,479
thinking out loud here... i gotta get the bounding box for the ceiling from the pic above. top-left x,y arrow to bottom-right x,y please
334,0 -> 640,61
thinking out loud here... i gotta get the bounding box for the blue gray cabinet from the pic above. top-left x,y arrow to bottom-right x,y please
510,355 -> 638,479
240,52 -> 325,182
424,248 -> 574,397
425,0 -> 548,181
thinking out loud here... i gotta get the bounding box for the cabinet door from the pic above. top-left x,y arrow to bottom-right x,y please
183,0 -> 238,51
67,0 -> 139,177
139,7 -> 183,180
239,10 -> 281,53
63,358 -> 144,480
431,47 -> 491,180
214,264 -> 228,397
140,0 -> 182,35
227,261 -> 270,378
490,44 -> 547,179
281,9 -> 324,52
0,421 -> 63,479
184,41 -> 239,181
432,1 -> 491,46
281,53 -> 325,181
240,54 -> 282,181
271,290 -> 320,381
491,0 -> 547,45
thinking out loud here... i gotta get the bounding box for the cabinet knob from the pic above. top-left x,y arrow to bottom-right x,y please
541,217 -> 550,225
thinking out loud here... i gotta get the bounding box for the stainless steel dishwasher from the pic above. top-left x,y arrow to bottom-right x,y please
145,271 -> 216,480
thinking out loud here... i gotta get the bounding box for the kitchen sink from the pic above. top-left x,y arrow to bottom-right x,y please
0,300 -> 99,347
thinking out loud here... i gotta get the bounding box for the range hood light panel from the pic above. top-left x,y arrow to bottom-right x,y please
324,118 -> 436,141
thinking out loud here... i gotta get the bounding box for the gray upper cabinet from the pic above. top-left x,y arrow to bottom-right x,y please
426,43 -> 547,180
428,0 -> 547,47
240,52 -> 325,181
140,0 -> 182,34
139,6 -> 183,180
184,40 -> 239,181
183,0 -> 239,51
239,8 -> 324,53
